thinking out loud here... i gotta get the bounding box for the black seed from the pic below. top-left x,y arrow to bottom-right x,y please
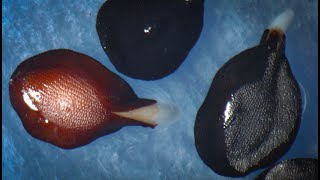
194,29 -> 302,177
96,0 -> 204,80
255,158 -> 318,180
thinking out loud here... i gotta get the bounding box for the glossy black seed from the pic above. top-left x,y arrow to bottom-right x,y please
255,158 -> 318,180
194,29 -> 301,177
96,0 -> 204,80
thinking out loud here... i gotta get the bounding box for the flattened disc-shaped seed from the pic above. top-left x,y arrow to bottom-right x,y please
9,49 -> 176,149
194,9 -> 301,177
96,0 -> 204,80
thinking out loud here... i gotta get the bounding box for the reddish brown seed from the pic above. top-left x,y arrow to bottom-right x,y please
9,49 -> 157,149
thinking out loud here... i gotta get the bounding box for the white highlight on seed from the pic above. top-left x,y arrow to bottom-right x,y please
45,119 -> 49,123
22,90 -> 39,111
112,102 -> 179,126
29,90 -> 41,102
269,8 -> 294,32
224,101 -> 232,121
144,26 -> 152,33
223,95 -> 234,128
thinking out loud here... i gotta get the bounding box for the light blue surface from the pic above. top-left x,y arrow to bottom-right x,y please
2,0 -> 318,179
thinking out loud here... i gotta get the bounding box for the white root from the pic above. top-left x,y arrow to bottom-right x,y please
112,102 -> 179,126
269,8 -> 294,33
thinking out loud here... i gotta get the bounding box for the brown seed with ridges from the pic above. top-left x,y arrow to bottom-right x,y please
9,49 -> 174,149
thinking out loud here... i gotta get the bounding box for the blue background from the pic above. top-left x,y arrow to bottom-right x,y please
2,0 -> 318,179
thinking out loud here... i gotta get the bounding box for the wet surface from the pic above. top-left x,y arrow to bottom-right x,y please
2,0 -> 318,179
195,29 -> 302,176
255,158 -> 318,180
96,0 -> 204,80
